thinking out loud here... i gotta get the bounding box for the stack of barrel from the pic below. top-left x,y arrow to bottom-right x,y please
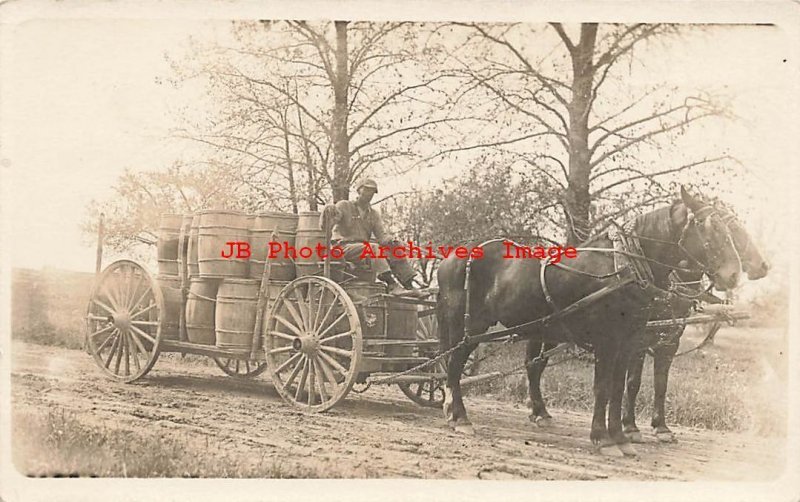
155,209 -> 336,352
155,214 -> 193,341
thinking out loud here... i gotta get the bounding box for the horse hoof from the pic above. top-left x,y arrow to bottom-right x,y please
455,423 -> 476,436
447,420 -> 457,430
655,430 -> 676,443
617,442 -> 638,457
625,430 -> 644,443
530,415 -> 554,428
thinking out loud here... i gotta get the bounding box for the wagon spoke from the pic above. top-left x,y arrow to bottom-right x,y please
316,355 -> 338,390
112,272 -> 126,312
130,320 -> 159,327
93,328 -> 118,355
282,297 -> 307,333
268,346 -> 293,355
317,330 -> 354,345
128,286 -> 153,313
313,291 -> 339,335
104,332 -> 120,368
318,344 -> 352,359
294,358 -> 310,402
281,355 -> 305,391
114,331 -> 125,374
128,326 -> 149,355
274,352 -> 303,375
126,272 -> 144,310
129,303 -> 157,320
293,288 -> 311,332
89,325 -> 114,339
312,284 -> 327,332
307,360 -> 316,406
267,330 -> 296,342
92,298 -> 117,316
315,362 -> 329,404
317,311 -> 347,340
127,333 -> 142,372
317,350 -> 348,376
304,283 -> 317,332
129,324 -> 156,345
121,268 -> 133,312
122,331 -> 130,376
275,314 -> 304,337
97,282 -> 122,313
87,314 -> 112,323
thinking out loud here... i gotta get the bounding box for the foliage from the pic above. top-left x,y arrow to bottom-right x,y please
13,407 -> 343,478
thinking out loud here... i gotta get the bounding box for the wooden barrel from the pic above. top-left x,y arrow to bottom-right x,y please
155,274 -> 182,341
176,214 -> 193,278
343,283 -> 385,340
187,215 -> 200,277
250,212 -> 298,282
197,210 -> 249,278
295,211 -> 324,277
387,300 -> 418,349
157,214 -> 183,276
215,278 -> 259,351
186,277 -> 219,345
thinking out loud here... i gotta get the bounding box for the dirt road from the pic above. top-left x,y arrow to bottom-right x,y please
10,342 -> 786,480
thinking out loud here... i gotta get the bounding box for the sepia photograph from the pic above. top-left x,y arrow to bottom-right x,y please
1,1 -> 799,500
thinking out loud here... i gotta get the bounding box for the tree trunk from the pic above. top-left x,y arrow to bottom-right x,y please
331,21 -> 350,202
280,112 -> 299,214
294,86 -> 318,212
564,23 -> 597,245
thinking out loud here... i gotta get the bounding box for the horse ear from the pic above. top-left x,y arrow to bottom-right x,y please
680,185 -> 704,213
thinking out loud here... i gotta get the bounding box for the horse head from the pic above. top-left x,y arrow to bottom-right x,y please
672,186 -> 741,291
717,208 -> 770,280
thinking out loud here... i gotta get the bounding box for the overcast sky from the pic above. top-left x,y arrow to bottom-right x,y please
1,13 -> 797,304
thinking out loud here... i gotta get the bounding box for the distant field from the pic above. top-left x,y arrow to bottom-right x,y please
12,268 -> 97,350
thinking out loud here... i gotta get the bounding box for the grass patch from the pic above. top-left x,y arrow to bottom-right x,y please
12,407 -> 340,478
467,325 -> 787,435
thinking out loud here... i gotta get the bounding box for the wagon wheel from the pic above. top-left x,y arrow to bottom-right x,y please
213,357 -> 268,378
85,260 -> 163,382
263,276 -> 362,412
398,313 -> 482,408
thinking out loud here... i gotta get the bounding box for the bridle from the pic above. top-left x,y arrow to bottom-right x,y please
633,204 -> 739,280
719,211 -> 752,263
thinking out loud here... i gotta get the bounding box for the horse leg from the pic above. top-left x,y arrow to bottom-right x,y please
622,349 -> 647,443
651,338 -> 679,442
591,343 -> 616,454
609,339 -> 637,457
526,339 -> 555,427
438,295 -> 480,435
444,343 -> 478,435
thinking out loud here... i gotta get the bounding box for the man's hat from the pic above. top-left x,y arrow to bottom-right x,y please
356,178 -> 378,193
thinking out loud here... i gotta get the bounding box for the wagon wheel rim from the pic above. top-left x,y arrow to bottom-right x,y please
213,357 -> 268,378
264,276 -> 362,412
85,260 -> 163,382
398,313 -> 481,408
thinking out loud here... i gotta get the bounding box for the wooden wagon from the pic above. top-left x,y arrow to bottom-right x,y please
84,211 -> 483,412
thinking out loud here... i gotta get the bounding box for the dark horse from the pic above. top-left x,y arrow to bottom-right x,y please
525,204 -> 768,442
619,207 -> 769,443
436,188 -> 741,456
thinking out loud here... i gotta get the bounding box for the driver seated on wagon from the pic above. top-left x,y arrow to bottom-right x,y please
320,178 -> 419,295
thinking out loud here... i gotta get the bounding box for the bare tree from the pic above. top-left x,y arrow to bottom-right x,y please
450,23 -> 733,243
169,20 -> 473,205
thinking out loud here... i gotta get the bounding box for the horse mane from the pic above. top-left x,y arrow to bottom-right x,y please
630,200 -> 682,240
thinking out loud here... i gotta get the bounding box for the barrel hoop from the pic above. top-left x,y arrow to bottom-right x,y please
187,291 -> 217,302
